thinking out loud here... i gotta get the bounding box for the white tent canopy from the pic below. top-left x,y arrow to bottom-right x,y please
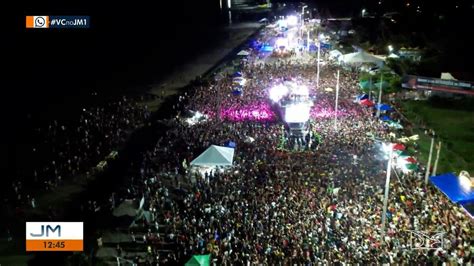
237,50 -> 250,56
388,53 -> 400,59
113,199 -> 139,217
341,50 -> 385,66
329,49 -> 343,59
190,145 -> 235,167
441,72 -> 457,80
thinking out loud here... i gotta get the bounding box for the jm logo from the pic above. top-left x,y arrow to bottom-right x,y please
30,225 -> 61,237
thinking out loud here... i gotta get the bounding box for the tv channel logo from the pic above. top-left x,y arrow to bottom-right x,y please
26,222 -> 83,251
26,16 -> 49,28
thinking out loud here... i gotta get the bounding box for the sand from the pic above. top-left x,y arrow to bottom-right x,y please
148,22 -> 261,98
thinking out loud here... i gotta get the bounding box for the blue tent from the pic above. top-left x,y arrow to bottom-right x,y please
225,141 -> 236,148
375,104 -> 393,111
320,42 -> 332,50
379,115 -> 391,121
232,90 -> 242,96
430,173 -> 474,204
260,45 -> 274,52
232,72 -> 242,77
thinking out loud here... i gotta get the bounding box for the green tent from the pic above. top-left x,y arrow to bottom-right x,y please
185,255 -> 211,266
394,150 -> 409,156
405,163 -> 418,171
359,80 -> 375,89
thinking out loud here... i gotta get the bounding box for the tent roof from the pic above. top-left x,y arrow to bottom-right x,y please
341,51 -> 385,65
191,145 -> 235,167
430,173 -> 474,204
237,50 -> 250,56
185,255 -> 211,266
113,199 -> 138,217
441,72 -> 457,80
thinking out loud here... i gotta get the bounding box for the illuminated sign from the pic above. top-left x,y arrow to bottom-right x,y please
402,75 -> 474,95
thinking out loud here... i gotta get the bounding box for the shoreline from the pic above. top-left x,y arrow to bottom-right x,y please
144,23 -> 262,110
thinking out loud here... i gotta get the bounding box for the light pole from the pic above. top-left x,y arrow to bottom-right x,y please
302,5 -> 308,27
334,69 -> 340,131
388,45 -> 393,54
376,73 -> 383,117
381,147 -> 393,237
432,141 -> 442,176
301,5 -> 308,38
316,34 -> 321,90
424,136 -> 435,185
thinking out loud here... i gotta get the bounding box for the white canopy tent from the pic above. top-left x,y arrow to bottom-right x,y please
113,199 -> 139,217
329,49 -> 343,60
441,72 -> 457,80
190,145 -> 235,167
340,50 -> 385,66
237,50 -> 250,56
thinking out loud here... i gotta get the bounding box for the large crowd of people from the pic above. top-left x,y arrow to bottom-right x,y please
5,96 -> 151,210
100,27 -> 473,265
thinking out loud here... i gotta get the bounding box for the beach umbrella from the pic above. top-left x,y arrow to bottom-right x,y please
359,80 -> 375,89
380,115 -> 391,121
360,99 -> 375,107
375,103 -> 393,111
395,150 -> 409,157
232,72 -> 243,77
232,90 -> 242,96
185,254 -> 211,266
405,163 -> 418,171
392,143 -> 406,151
405,157 -> 417,164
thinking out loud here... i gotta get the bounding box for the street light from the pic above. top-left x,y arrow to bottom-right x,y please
375,72 -> 383,117
381,147 -> 393,238
301,5 -> 308,37
302,5 -> 308,22
362,9 -> 366,17
316,34 -> 322,91
388,45 -> 393,53
334,69 -> 340,130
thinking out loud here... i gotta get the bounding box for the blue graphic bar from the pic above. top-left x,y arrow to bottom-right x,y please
49,16 -> 90,28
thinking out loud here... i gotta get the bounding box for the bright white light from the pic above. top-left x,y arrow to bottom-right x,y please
275,37 -> 288,47
269,84 -> 288,102
459,175 -> 472,191
278,19 -> 288,28
381,142 -> 392,155
286,15 -> 298,26
388,45 -> 393,52
233,77 -> 246,86
285,103 -> 311,123
293,85 -> 309,96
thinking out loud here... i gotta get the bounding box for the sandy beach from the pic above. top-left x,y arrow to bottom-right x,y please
146,23 -> 261,109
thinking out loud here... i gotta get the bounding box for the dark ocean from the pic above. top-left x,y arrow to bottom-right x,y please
3,2 -> 235,178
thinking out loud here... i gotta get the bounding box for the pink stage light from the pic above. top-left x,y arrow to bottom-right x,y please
220,102 -> 277,122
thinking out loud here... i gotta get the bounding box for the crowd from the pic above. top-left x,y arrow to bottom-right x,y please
101,27 -> 473,265
5,96 -> 151,210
